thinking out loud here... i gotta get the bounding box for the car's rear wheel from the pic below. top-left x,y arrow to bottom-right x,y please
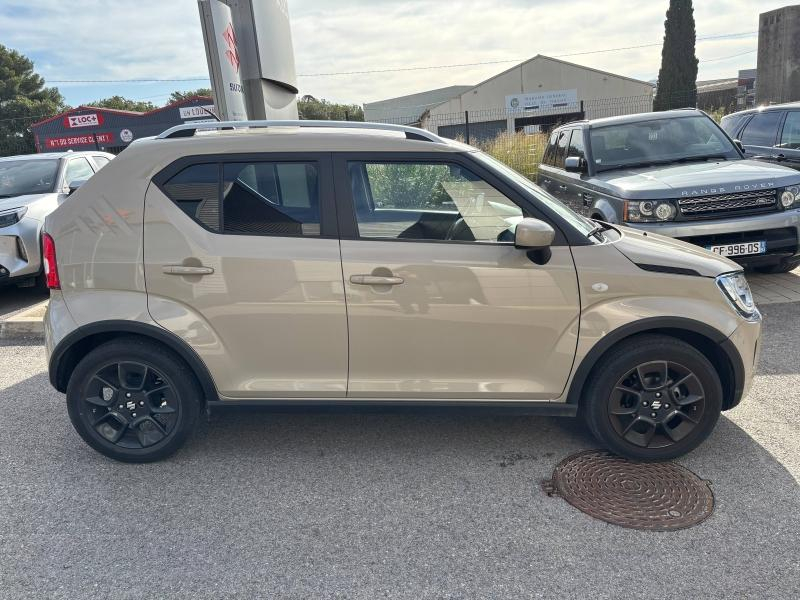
66,337 -> 201,462
582,335 -> 723,461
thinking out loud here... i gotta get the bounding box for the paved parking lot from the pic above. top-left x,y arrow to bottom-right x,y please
1,299 -> 798,598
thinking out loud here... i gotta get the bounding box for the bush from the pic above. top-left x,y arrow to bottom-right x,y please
475,131 -> 547,181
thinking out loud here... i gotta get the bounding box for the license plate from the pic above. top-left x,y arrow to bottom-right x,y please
706,241 -> 766,257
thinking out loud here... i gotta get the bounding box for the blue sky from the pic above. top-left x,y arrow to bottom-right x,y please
0,0 -> 785,108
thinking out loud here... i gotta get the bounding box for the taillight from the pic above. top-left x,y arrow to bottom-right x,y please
42,232 -> 60,289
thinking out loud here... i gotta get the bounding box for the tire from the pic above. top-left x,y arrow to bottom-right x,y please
582,334 -> 723,462
66,337 -> 202,462
755,258 -> 800,274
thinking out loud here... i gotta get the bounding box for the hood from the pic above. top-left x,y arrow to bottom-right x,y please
591,159 -> 800,200
0,193 -> 55,213
611,225 -> 740,278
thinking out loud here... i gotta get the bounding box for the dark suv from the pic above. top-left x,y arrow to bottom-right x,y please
538,109 -> 800,273
721,103 -> 800,170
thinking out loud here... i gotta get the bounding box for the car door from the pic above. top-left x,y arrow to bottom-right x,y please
775,110 -> 800,169
739,110 -> 784,162
335,153 -> 580,401
559,129 -> 593,215
144,154 -> 348,399
539,130 -> 574,208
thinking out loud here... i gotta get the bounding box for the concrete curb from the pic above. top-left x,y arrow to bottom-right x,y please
0,301 -> 47,338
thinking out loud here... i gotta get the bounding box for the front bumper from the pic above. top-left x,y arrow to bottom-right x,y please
628,209 -> 800,267
0,217 -> 42,283
722,312 -> 762,409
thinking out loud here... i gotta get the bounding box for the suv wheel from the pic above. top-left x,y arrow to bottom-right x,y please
582,335 -> 722,461
66,337 -> 201,462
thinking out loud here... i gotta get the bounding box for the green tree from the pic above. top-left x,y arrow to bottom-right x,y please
298,95 -> 364,121
0,44 -> 64,156
87,95 -> 156,112
654,0 -> 698,111
169,88 -> 213,104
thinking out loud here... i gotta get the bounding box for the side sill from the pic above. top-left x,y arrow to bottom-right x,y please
207,398 -> 578,416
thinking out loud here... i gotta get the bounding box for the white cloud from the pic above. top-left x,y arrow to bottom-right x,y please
0,0 -> 784,106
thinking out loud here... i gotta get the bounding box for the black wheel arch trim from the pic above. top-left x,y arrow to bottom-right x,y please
566,316 -> 745,411
49,320 -> 218,403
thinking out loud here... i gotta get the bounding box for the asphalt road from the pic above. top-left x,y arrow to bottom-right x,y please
1,304 -> 798,599
0,286 -> 48,321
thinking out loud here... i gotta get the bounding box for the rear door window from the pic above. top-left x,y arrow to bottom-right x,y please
779,111 -> 800,150
740,111 -> 783,147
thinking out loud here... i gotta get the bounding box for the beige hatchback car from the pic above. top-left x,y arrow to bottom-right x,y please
42,121 -> 761,462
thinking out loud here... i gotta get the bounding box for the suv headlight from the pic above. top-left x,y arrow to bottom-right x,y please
780,185 -> 800,209
717,272 -> 757,318
624,200 -> 677,222
0,206 -> 27,229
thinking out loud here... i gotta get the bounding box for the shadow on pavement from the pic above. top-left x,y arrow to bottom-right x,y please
1,368 -> 797,598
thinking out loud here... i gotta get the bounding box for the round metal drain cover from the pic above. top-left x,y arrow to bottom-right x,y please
546,450 -> 714,531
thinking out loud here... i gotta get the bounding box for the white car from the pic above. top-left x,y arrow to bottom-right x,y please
0,151 -> 113,288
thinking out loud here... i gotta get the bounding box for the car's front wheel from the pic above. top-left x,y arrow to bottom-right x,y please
582,335 -> 723,461
66,337 -> 201,462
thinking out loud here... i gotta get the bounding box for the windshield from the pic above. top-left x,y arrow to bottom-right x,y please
0,159 -> 59,197
472,150 -> 597,236
589,115 -> 739,172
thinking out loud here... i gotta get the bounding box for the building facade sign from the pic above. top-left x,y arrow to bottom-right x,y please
179,105 -> 217,120
64,113 -> 103,128
505,89 -> 578,111
45,133 -> 114,149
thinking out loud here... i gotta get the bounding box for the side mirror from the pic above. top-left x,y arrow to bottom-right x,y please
733,139 -> 745,153
514,218 -> 555,249
564,156 -> 587,173
66,179 -> 88,195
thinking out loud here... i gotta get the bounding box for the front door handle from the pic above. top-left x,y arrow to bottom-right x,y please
162,265 -> 214,275
558,184 -> 568,191
350,274 -> 404,286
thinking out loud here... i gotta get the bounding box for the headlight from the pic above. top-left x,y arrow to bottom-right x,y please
781,185 -> 800,208
624,200 -> 677,222
717,272 -> 757,318
0,206 -> 27,228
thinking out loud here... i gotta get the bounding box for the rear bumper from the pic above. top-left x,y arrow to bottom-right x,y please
0,217 -> 42,283
630,208 -> 800,266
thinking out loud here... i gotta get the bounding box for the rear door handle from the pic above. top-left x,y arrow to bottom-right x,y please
162,265 -> 214,275
350,274 -> 404,286
542,178 -> 551,184
558,184 -> 568,191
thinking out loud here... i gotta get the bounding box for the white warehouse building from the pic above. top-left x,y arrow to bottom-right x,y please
366,55 -> 655,141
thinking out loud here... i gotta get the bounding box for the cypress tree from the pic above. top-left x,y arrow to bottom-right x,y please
654,0 -> 698,111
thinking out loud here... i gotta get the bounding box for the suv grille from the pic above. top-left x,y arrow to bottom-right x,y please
677,189 -> 777,219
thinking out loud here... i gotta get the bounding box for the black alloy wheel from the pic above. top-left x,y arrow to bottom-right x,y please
66,338 -> 200,462
608,360 -> 705,449
583,334 -> 723,461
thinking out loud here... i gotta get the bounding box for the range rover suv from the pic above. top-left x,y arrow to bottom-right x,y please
0,151 -> 113,288
538,109 -> 800,273
43,121 -> 761,462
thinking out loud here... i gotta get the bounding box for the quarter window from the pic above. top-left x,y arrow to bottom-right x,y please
64,158 -> 94,187
779,111 -> 800,150
348,161 -> 525,243
740,111 -> 782,147
162,163 -> 220,230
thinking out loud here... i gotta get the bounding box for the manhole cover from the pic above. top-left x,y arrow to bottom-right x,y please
544,450 -> 714,531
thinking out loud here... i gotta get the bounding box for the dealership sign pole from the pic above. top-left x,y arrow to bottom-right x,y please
198,0 -> 249,121
225,0 -> 299,119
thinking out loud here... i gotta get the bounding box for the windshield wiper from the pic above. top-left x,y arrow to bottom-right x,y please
672,154 -> 729,163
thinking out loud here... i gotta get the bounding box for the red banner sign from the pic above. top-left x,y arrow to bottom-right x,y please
45,133 -> 114,149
